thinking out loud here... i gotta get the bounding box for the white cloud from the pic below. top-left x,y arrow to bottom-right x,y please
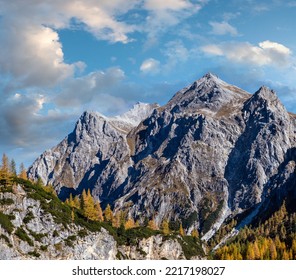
0,24 -> 75,88
143,0 -> 206,47
63,1 -> 137,43
140,58 -> 160,74
144,0 -> 194,11
161,40 -> 192,72
164,40 -> 190,61
0,0 -> 139,90
209,21 -> 238,36
55,67 -> 126,109
202,40 -> 292,67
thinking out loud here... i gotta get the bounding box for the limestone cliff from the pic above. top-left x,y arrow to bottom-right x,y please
28,73 -> 296,240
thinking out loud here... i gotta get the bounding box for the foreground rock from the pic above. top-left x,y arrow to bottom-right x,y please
0,183 -> 199,259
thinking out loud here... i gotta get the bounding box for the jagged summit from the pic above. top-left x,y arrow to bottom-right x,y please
111,102 -> 159,127
167,72 -> 250,114
254,85 -> 278,100
73,103 -> 158,135
244,85 -> 287,120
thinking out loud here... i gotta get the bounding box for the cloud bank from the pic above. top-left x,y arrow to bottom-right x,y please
202,40 -> 292,67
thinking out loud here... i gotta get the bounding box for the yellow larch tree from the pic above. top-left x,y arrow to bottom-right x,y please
124,218 -> 136,230
0,153 -> 11,186
104,204 -> 113,223
19,163 -> 27,179
191,229 -> 199,239
179,223 -> 185,236
161,219 -> 170,235
147,219 -> 158,230
94,201 -> 104,222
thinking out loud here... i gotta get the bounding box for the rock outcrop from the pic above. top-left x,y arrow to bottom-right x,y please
0,183 -> 198,260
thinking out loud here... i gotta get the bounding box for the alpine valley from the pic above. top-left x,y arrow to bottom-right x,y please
1,73 -> 296,260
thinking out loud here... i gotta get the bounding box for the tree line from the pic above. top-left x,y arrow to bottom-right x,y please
65,190 -> 200,239
0,153 -> 27,186
213,203 -> 296,260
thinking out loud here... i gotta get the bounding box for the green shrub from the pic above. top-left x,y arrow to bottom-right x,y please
0,234 -> 12,247
15,227 -> 34,246
27,229 -> 47,242
23,211 -> 35,224
65,235 -> 77,247
0,185 -> 13,193
78,229 -> 88,238
28,250 -> 40,258
202,201 -> 224,234
178,235 -> 204,259
54,243 -> 62,251
40,245 -> 48,251
0,211 -> 15,234
0,198 -> 14,206
111,225 -> 159,246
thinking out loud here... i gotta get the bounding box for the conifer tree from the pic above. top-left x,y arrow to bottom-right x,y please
269,239 -> 277,260
73,195 -> 81,209
246,243 -> 255,260
81,189 -> 87,210
94,201 -> 104,222
253,240 -> 260,260
10,159 -> 17,176
71,208 -> 75,222
82,189 -> 100,221
68,193 -> 75,208
161,219 -> 170,235
19,163 -> 27,179
147,219 -> 158,230
0,153 -> 11,186
104,204 -> 113,223
113,210 -> 124,228
191,229 -> 199,239
124,218 -> 135,230
179,223 -> 185,236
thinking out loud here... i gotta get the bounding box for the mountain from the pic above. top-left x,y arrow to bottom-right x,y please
28,73 -> 296,241
28,102 -> 158,202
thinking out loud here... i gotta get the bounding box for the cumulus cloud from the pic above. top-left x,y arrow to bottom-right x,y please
0,0 -> 141,89
54,67 -> 126,111
0,24 -> 75,89
209,21 -> 238,36
202,40 -> 292,67
144,0 -> 194,11
0,92 -> 74,149
140,58 -> 161,74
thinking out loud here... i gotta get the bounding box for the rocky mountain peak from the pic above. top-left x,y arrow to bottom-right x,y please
203,72 -> 219,79
167,73 -> 250,113
111,102 -> 159,127
253,86 -> 279,103
243,85 -> 288,121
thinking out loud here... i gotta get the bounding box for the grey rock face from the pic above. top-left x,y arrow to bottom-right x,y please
118,235 -> 186,260
0,184 -> 190,260
28,103 -> 158,203
28,73 -> 296,238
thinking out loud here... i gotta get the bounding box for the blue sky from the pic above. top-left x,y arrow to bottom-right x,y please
1,0 -> 296,168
